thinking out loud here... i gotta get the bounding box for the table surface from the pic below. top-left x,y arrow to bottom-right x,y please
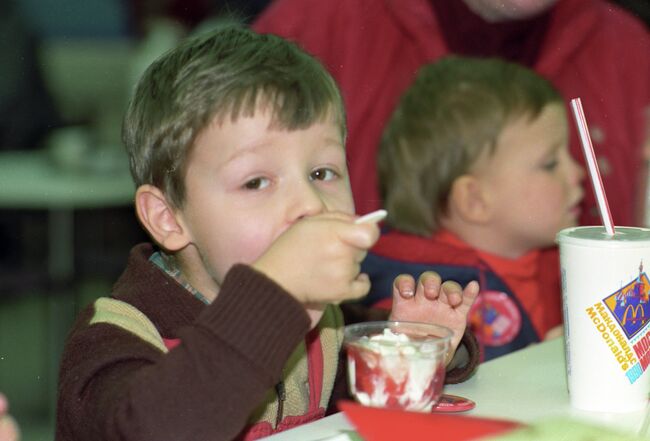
0,150 -> 134,209
263,337 -> 650,440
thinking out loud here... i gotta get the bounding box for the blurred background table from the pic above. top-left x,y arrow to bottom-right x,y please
263,337 -> 650,440
0,149 -> 135,280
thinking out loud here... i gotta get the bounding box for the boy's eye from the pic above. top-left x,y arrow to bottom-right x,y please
243,177 -> 270,190
310,168 -> 338,181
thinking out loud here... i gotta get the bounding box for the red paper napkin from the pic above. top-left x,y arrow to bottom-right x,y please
338,400 -> 522,441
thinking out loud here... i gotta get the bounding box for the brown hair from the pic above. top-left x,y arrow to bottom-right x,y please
378,56 -> 563,236
123,25 -> 345,208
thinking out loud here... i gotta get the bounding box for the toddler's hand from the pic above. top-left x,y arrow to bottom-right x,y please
389,272 -> 479,363
252,212 -> 380,305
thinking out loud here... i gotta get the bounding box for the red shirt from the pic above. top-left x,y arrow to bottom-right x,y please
444,232 -> 559,340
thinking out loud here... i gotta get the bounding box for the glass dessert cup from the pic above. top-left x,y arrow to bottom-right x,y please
344,321 -> 452,412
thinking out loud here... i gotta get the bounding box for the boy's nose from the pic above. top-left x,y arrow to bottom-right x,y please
286,180 -> 326,221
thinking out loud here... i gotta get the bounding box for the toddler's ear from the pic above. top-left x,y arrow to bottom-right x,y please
134,185 -> 191,252
447,175 -> 491,224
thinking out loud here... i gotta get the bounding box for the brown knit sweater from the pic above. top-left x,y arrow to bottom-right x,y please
55,243 -> 478,440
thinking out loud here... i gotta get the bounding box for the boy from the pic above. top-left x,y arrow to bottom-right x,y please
363,56 -> 584,361
55,27 -> 479,440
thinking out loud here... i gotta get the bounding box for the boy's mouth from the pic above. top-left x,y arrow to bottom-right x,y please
568,191 -> 585,217
567,197 -> 584,218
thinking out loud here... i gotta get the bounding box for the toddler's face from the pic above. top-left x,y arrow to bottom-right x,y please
473,103 -> 584,255
176,110 -> 354,296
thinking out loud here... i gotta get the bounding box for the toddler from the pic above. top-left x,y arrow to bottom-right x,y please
363,56 -> 584,361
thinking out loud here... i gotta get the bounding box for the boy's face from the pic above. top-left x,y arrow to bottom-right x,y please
175,110 -> 354,296
473,103 -> 584,255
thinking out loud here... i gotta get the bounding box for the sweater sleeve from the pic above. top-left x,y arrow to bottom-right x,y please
55,264 -> 310,441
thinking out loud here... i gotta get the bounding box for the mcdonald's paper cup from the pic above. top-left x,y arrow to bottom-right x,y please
558,226 -> 650,412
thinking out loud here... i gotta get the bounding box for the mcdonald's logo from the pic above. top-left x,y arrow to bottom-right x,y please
622,304 -> 645,325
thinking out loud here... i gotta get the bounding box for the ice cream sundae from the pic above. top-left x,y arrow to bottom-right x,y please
344,321 -> 451,412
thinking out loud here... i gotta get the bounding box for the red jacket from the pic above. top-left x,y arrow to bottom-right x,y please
254,0 -> 650,226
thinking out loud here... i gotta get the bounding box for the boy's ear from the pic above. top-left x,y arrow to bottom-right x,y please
447,175 -> 492,224
134,185 -> 192,251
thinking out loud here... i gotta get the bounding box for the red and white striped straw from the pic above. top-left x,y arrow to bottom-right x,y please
570,97 -> 615,236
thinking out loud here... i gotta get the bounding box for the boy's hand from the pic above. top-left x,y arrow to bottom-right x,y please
389,272 -> 479,362
252,212 -> 380,306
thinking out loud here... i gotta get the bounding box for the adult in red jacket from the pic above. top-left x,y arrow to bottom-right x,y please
254,0 -> 650,226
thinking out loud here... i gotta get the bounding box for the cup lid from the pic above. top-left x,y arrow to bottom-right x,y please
556,226 -> 650,247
